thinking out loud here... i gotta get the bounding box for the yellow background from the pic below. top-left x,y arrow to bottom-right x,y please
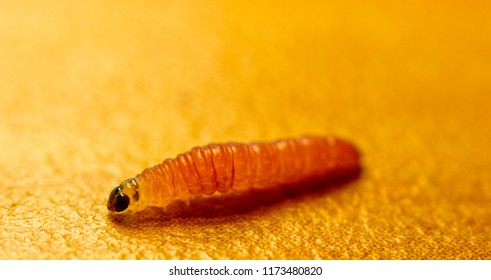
1,0 -> 490,259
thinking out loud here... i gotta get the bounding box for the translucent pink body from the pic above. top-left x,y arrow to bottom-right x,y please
136,136 -> 361,208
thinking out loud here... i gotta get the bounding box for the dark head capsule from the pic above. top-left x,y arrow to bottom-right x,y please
107,186 -> 130,212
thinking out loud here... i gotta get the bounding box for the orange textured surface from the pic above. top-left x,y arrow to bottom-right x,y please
1,0 -> 490,259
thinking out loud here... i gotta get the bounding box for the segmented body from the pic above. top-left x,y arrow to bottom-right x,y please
107,136 -> 361,214
135,136 -> 360,210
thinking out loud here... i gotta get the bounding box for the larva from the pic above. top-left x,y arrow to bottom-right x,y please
107,136 -> 361,214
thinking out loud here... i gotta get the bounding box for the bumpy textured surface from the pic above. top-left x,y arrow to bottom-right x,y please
1,0 -> 490,259
134,136 -> 360,211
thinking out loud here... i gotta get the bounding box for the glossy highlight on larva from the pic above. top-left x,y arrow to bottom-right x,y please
107,136 -> 361,215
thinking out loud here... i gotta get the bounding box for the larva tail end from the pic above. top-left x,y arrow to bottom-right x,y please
107,178 -> 144,215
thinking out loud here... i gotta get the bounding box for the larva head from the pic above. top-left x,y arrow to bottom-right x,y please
107,178 -> 143,214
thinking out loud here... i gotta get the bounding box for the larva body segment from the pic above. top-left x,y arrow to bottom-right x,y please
107,136 -> 361,214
